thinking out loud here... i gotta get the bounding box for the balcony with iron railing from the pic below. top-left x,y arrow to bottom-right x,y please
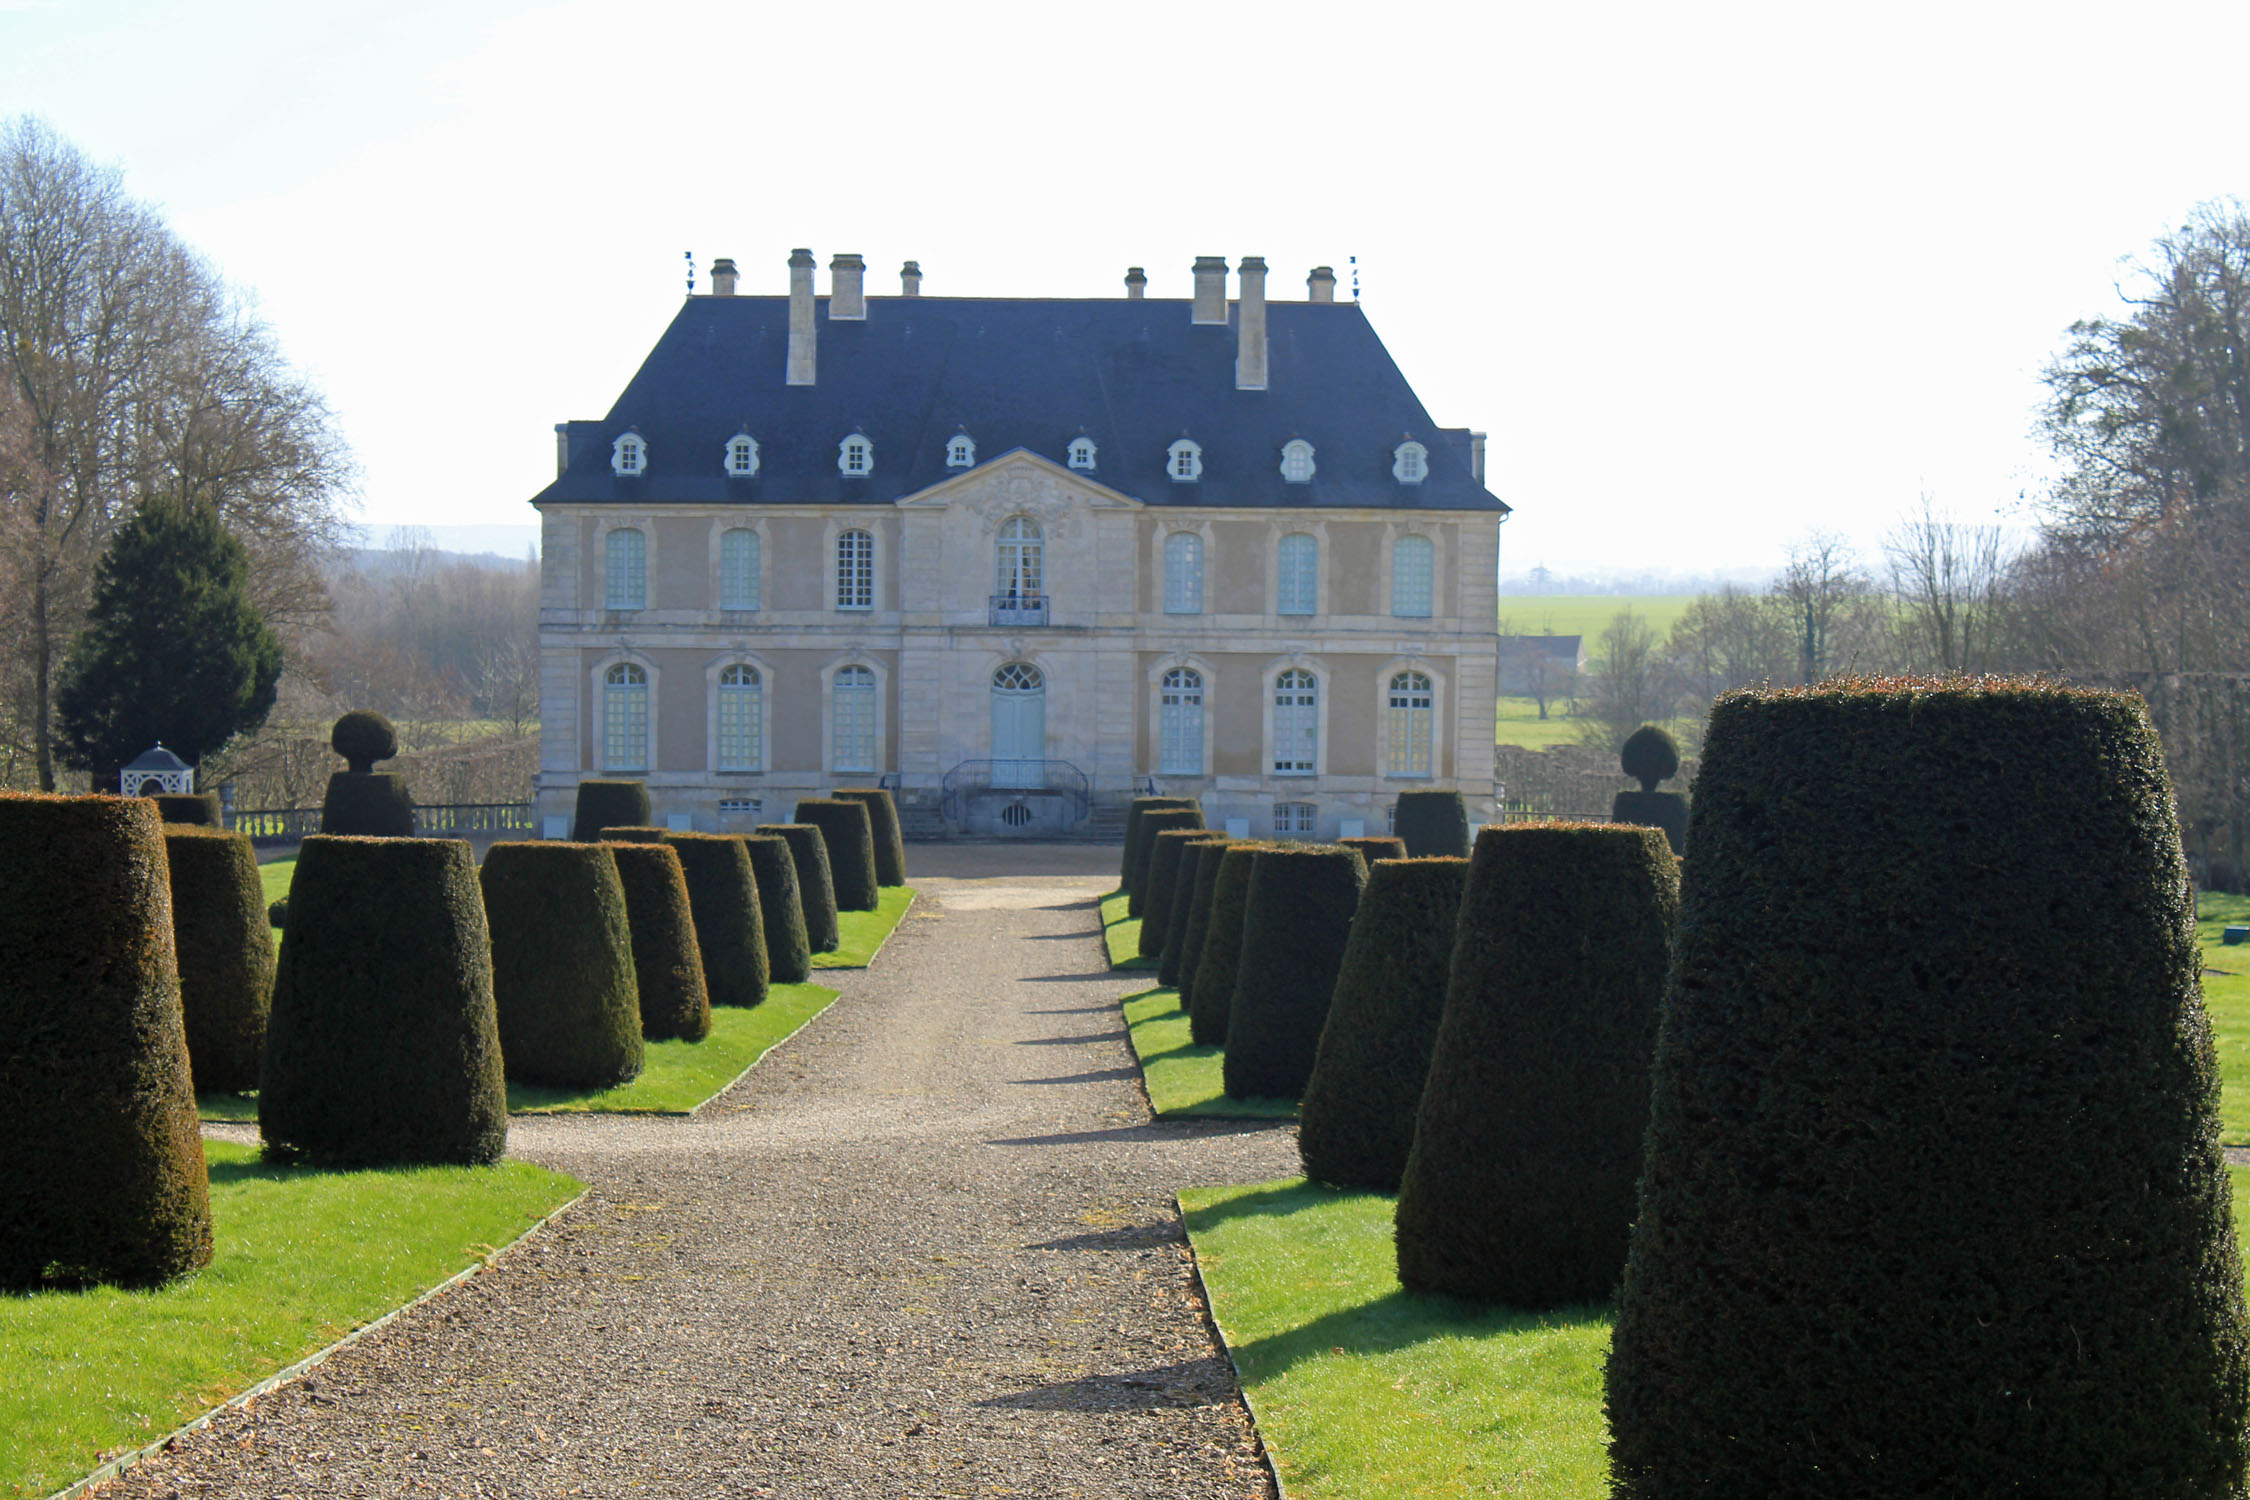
940,758 -> 1089,825
988,593 -> 1049,627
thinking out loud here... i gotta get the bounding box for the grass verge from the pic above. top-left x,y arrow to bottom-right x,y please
1100,891 -> 1156,971
812,885 -> 917,969
2202,890 -> 2250,1146
258,855 -> 293,909
1122,987 -> 1296,1120
0,1140 -> 578,1500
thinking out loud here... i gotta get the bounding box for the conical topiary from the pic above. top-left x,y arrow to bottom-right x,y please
1297,855 -> 1469,1193
661,832 -> 768,1008
1224,844 -> 1368,1099
603,841 -> 710,1042
769,823 -> 842,953
1612,722 -> 1688,854
153,792 -> 222,826
794,798 -> 879,912
320,710 -> 413,836
594,825 -> 670,844
1606,680 -> 2250,1497
1395,824 -> 1676,1303
1189,843 -> 1271,1046
162,825 -> 275,1093
1175,838 -> 1243,1014
260,835 -> 507,1166
1141,827 -> 1218,961
1128,807 -> 1204,916
1391,788 -> 1471,857
572,779 -> 651,842
833,788 -> 907,887
479,842 -> 644,1088
1121,796 -> 1200,900
1159,834 -> 1233,987
743,833 -> 812,983
1339,835 -> 1407,864
1,794 -> 212,1289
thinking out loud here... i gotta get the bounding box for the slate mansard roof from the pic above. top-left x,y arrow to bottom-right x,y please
530,294 -> 1509,514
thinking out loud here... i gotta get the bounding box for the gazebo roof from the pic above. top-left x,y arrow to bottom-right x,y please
122,743 -> 192,773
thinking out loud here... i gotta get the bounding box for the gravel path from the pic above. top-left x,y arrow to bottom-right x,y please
106,872 -> 1295,1499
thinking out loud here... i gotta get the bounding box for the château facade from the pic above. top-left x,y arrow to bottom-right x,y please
530,251 -> 1509,838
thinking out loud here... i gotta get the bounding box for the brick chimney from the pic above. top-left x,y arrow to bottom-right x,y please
829,253 -> 866,320
1307,265 -> 1336,303
1236,256 -> 1268,390
1191,256 -> 1228,324
1124,266 -> 1147,300
786,248 -> 816,386
710,257 -> 738,296
900,260 -> 922,296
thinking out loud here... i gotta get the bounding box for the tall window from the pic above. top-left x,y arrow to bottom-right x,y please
603,662 -> 648,772
1387,671 -> 1434,777
836,529 -> 873,610
717,664 -> 763,771
1273,668 -> 1317,775
832,665 -> 876,772
1392,534 -> 1434,618
996,516 -> 1043,599
1159,668 -> 1204,775
1164,532 -> 1203,614
1277,532 -> 1317,616
720,528 -> 760,610
605,528 -> 646,610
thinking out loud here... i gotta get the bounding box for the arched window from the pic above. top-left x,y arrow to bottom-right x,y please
1167,438 -> 1203,482
602,662 -> 648,772
947,433 -> 976,468
1159,667 -> 1204,776
1273,668 -> 1317,775
1392,440 -> 1429,484
605,527 -> 646,610
1276,532 -> 1317,616
1067,436 -> 1097,472
717,664 -> 763,771
1280,439 -> 1315,484
836,529 -> 873,610
1387,670 -> 1434,778
724,433 -> 759,477
611,430 -> 646,476
832,665 -> 876,773
719,528 -> 760,610
996,516 -> 1043,600
1391,534 -> 1434,618
1163,532 -> 1203,614
838,432 -> 873,476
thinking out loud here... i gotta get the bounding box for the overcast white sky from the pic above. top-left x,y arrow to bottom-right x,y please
6,0 -> 2245,579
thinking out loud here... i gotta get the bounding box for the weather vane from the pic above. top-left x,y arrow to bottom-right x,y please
684,250 -> 695,294
1350,255 -> 1360,301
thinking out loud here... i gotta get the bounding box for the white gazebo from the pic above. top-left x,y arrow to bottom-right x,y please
121,743 -> 193,797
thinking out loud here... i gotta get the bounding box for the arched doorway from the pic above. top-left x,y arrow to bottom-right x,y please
991,662 -> 1045,788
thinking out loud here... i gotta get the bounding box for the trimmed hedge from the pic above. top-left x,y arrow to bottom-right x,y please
1122,797 -> 1201,906
330,708 -> 398,771
572,779 -> 650,842
1392,789 -> 1471,857
1189,843 -> 1270,1046
1174,838 -> 1242,1014
1128,807 -> 1204,916
0,793 -> 212,1289
662,832 -> 769,1008
1297,855 -> 1469,1192
479,842 -> 644,1087
1610,789 -> 1687,855
1141,827 -> 1218,961
1394,824 -> 1676,1303
319,771 -> 413,836
1339,835 -> 1407,864
595,825 -> 671,844
1606,680 -> 2250,1497
743,833 -> 812,983
794,798 -> 879,912
1158,834 -> 1233,986
259,835 -> 507,1167
770,823 -> 842,953
153,791 -> 222,826
604,841 -> 711,1041
162,825 -> 274,1093
1223,844 -> 1368,1099
833,787 -> 907,887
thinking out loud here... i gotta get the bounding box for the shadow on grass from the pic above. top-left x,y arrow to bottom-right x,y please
1231,1289 -> 1613,1381
987,1119 -> 1291,1148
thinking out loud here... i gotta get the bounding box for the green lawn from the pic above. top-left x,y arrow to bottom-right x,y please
1495,595 -> 1701,641
1100,890 -> 1156,971
0,1140 -> 579,1500
1122,987 -> 1297,1120
1495,695 -> 1588,750
258,854 -> 293,909
812,885 -> 917,969
2201,891 -> 2250,1146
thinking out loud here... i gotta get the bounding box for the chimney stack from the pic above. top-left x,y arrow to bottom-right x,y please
1469,431 -> 1487,484
900,260 -> 922,296
554,422 -> 570,478
1124,266 -> 1147,300
829,253 -> 866,320
1236,256 -> 1268,390
710,257 -> 738,296
1191,256 -> 1228,324
1307,265 -> 1336,303
786,248 -> 817,386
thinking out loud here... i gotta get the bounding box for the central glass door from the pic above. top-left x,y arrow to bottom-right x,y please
991,663 -> 1045,789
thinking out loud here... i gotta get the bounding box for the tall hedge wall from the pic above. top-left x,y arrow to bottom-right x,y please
259,835 -> 507,1166
604,841 -> 711,1041
1159,835 -> 1233,989
162,825 -> 274,1093
769,823 -> 841,953
1394,824 -> 1676,1303
1189,843 -> 1271,1046
595,825 -> 670,844
319,771 -> 414,836
1392,789 -> 1471,857
1140,827 -> 1218,961
1,793 -> 212,1289
152,792 -> 222,826
1606,680 -> 2250,1497
833,788 -> 907,887
479,842 -> 644,1088
1339,835 -> 1407,865
1297,855 -> 1468,1193
794,799 -> 879,912
1123,798 -> 1201,908
743,833 -> 812,983
571,779 -> 650,842
662,832 -> 769,1008
1224,845 -> 1368,1099
1174,838 -> 1242,1014
1128,807 -> 1204,916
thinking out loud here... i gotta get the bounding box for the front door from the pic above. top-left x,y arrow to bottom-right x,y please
991,663 -> 1045,789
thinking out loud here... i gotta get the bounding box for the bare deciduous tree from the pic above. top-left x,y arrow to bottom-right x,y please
1884,495 -> 2011,674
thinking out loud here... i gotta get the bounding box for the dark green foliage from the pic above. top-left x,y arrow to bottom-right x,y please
1175,839 -> 1243,1018
319,771 -> 414,836
267,897 -> 288,928
1159,835 -> 1233,988
1189,843 -> 1271,1046
162,826 -> 274,1094
1606,680 -> 2250,1498
479,843 -> 644,1087
1610,789 -> 1687,855
742,834 -> 812,983
1224,845 -> 1368,1099
1297,856 -> 1469,1193
1140,827 -> 1215,961
259,836 -> 507,1167
794,799 -> 878,912
595,826 -> 670,844
662,832 -> 769,1007
571,779 -> 651,842
1619,723 -> 1680,790
770,823 -> 842,953
0,793 -> 212,1289
1122,797 -> 1201,905
603,842 -> 710,1042
153,792 -> 222,826
1128,807 -> 1204,916
833,788 -> 907,886
1395,824 -> 1676,1303
330,710 -> 398,773
1391,789 -> 1471,858
1339,835 -> 1407,864
55,495 -> 283,790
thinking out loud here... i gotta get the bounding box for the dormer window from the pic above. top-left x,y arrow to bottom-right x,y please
724,433 -> 759,477
1168,439 -> 1203,483
1067,436 -> 1097,472
611,430 -> 646,477
838,432 -> 872,476
1280,439 -> 1315,484
1392,440 -> 1429,484
946,432 -> 975,469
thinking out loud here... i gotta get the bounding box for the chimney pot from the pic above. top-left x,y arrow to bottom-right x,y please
787,248 -> 817,385
829,253 -> 866,320
1469,431 -> 1488,485
900,260 -> 922,296
1236,256 -> 1268,391
1191,256 -> 1228,324
554,422 -> 569,478
710,257 -> 738,296
1307,265 -> 1336,303
1124,266 -> 1147,300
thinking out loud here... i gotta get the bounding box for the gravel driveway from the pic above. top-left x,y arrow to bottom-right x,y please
108,868 -> 1295,1499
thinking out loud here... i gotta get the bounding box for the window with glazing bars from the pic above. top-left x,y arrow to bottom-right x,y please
1273,668 -> 1317,774
837,529 -> 873,610
1164,532 -> 1203,614
717,664 -> 762,771
605,528 -> 646,610
1391,534 -> 1434,617
832,665 -> 876,772
1159,668 -> 1203,775
603,662 -> 648,771
720,528 -> 760,610
1277,533 -> 1317,615
1387,670 -> 1433,777
1272,801 -> 1316,835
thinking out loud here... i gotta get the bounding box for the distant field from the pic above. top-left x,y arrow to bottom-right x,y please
1495,595 -> 1701,641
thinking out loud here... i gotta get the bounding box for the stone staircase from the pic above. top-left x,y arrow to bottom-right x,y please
898,794 -> 1130,844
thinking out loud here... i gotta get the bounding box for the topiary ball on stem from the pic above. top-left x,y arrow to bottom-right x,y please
1189,843 -> 1271,1047
661,832 -> 768,1008
768,824 -> 841,953
330,710 -> 398,773
1392,789 -> 1471,857
1298,855 -> 1469,1193
742,833 -> 812,983
1128,807 -> 1204,916
1224,844 -> 1368,1100
1613,723 -> 1688,854
1160,834 -> 1233,989
479,842 -> 644,1088
162,825 -> 275,1094
603,840 -> 710,1042
1605,679 -> 2250,1497
1122,797 -> 1201,904
571,779 -> 650,842
1394,824 -> 1676,1303
1175,838 -> 1243,1013
1619,723 -> 1680,791
794,799 -> 879,912
1141,827 -> 1217,961
832,788 -> 907,887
